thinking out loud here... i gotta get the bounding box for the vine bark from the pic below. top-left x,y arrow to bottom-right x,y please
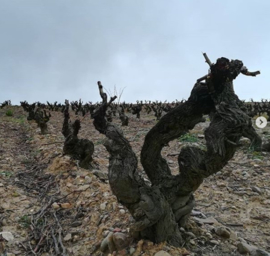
92,57 -> 262,246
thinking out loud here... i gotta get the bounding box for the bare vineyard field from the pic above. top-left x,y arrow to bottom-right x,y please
0,105 -> 270,256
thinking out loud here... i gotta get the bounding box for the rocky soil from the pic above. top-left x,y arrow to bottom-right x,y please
0,106 -> 270,256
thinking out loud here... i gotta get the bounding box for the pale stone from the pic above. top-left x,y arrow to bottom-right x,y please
252,186 -> 262,194
84,175 -> 92,183
0,231 -> 14,241
190,239 -> 196,245
209,240 -> 219,245
119,209 -> 125,214
193,216 -> 219,225
78,185 -> 90,191
100,202 -> 107,210
205,232 -> 213,239
237,241 -> 257,254
52,202 -> 60,209
154,251 -> 172,256
63,233 -> 72,241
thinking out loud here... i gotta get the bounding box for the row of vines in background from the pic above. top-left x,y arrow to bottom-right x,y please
1,98 -> 270,123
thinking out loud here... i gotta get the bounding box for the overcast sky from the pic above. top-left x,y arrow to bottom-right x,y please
0,0 -> 269,105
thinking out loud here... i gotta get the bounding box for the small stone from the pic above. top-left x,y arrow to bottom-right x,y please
119,209 -> 125,214
59,203 -> 72,209
66,182 -> 73,188
190,239 -> 196,245
75,177 -> 84,185
242,171 -> 250,177
52,202 -> 60,209
205,232 -> 213,239
217,182 -> 227,187
215,226 -> 231,238
84,175 -> 92,183
191,210 -> 207,218
92,170 -> 108,180
237,241 -> 257,254
72,235 -> 79,242
154,251 -> 172,256
129,247 -> 136,255
91,212 -> 101,225
253,249 -> 270,256
209,240 -> 219,245
103,192 -> 110,198
100,202 -> 107,210
77,185 -> 90,191
0,231 -> 14,242
230,230 -> 238,241
193,216 -> 219,225
162,246 -> 171,251
252,186 -> 262,194
263,200 -> 270,205
63,233 -> 72,241
186,232 -> 196,238
191,210 -> 201,216
0,183 -> 4,187
2,219 -> 8,226
71,221 -> 82,227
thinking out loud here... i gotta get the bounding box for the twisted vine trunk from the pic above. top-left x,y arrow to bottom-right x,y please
62,106 -> 94,169
92,57 -> 262,247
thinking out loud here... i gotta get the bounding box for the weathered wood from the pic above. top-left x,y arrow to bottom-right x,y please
93,82 -> 183,246
34,109 -> 51,134
203,52 -> 212,66
62,105 -> 94,169
92,56 -> 262,247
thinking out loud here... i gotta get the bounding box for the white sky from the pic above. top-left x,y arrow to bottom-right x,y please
0,0 -> 269,105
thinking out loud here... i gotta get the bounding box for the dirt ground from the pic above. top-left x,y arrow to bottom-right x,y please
0,106 -> 270,256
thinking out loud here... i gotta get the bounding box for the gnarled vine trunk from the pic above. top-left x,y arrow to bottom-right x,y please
92,57 -> 262,247
62,105 -> 94,169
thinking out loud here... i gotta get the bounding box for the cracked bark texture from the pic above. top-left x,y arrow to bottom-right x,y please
62,106 -> 94,169
34,109 -> 51,134
93,57 -> 261,247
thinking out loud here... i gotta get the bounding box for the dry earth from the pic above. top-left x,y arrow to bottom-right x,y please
0,106 -> 270,256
